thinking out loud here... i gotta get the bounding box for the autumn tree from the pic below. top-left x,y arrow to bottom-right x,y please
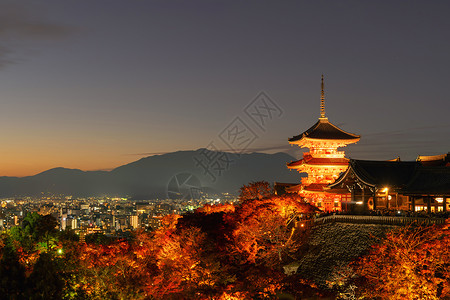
353,221 -> 450,299
76,239 -> 149,299
15,198 -> 321,299
238,181 -> 273,203
228,194 -> 312,268
140,212 -> 233,299
195,203 -> 235,215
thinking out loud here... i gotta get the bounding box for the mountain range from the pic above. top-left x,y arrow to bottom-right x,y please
0,149 -> 303,199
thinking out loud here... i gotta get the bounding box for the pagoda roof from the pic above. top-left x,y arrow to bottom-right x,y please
289,117 -> 360,143
286,182 -> 341,195
287,156 -> 349,168
286,183 -> 327,192
304,183 -> 328,192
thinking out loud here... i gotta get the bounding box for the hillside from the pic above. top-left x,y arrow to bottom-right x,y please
293,223 -> 396,288
0,149 -> 303,198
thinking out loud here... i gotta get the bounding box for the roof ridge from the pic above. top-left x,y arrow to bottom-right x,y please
322,118 -> 360,138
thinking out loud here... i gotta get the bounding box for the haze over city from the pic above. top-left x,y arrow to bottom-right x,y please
1,0 -> 449,177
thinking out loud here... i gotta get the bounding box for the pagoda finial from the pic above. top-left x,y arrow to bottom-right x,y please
320,74 -> 326,118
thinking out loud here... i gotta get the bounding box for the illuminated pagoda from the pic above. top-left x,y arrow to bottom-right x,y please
286,76 -> 360,211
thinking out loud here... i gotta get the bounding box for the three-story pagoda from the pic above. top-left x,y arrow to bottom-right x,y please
287,76 -> 360,211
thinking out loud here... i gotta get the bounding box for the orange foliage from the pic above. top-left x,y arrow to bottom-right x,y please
149,223 -> 241,298
15,247 -> 40,275
160,214 -> 182,230
228,194 -> 312,268
1,195 -> 324,299
75,234 -> 158,298
195,203 -> 235,215
7,193 -> 316,299
354,220 -> 450,299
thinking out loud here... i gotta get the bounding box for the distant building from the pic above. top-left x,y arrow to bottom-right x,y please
130,215 -> 139,229
61,214 -> 67,230
71,218 -> 78,229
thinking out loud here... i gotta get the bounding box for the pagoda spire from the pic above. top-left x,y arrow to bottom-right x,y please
320,74 -> 326,118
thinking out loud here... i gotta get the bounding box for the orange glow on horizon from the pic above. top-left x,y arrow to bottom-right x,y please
0,153 -> 139,177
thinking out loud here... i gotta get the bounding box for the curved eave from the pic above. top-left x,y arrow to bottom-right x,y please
328,161 -> 375,189
286,184 -> 303,193
287,184 -> 328,194
301,189 -> 326,194
287,162 -> 349,169
288,118 -> 361,143
289,136 -> 360,146
323,187 -> 350,194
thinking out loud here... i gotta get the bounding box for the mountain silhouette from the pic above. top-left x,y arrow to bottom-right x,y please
0,149 -> 303,199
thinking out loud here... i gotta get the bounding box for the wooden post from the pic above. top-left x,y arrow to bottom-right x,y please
351,186 -> 355,213
394,194 -> 398,210
362,186 -> 366,211
411,196 -> 416,212
373,188 -> 377,210
426,196 -> 431,213
351,186 -> 355,201
386,191 -> 389,209
444,196 -> 447,212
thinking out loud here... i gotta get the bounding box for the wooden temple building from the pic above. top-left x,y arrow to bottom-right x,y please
328,157 -> 450,213
281,76 -> 360,211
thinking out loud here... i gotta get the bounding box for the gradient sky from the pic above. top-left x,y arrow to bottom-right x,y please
0,1 -> 449,177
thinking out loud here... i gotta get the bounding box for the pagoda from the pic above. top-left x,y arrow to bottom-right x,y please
286,76 -> 360,211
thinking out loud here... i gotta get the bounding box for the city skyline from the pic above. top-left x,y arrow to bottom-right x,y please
1,1 -> 450,177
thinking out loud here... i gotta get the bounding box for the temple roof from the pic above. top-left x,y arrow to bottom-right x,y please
289,117 -> 360,143
330,159 -> 418,189
329,159 -> 450,195
287,156 -> 349,168
273,182 -> 299,196
417,153 -> 450,167
400,166 -> 450,195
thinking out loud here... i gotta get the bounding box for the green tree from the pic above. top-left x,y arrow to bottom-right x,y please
9,213 -> 59,252
35,214 -> 58,251
22,212 -> 42,241
9,212 -> 42,251
58,229 -> 80,242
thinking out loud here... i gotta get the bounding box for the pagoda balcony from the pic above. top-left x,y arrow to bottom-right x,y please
305,151 -> 345,158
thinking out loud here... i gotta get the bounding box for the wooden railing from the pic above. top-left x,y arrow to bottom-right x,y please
311,215 -> 446,227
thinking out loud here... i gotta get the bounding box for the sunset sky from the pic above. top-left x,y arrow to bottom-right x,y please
1,1 -> 449,177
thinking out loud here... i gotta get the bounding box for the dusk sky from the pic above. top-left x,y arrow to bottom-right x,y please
1,1 -> 449,177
